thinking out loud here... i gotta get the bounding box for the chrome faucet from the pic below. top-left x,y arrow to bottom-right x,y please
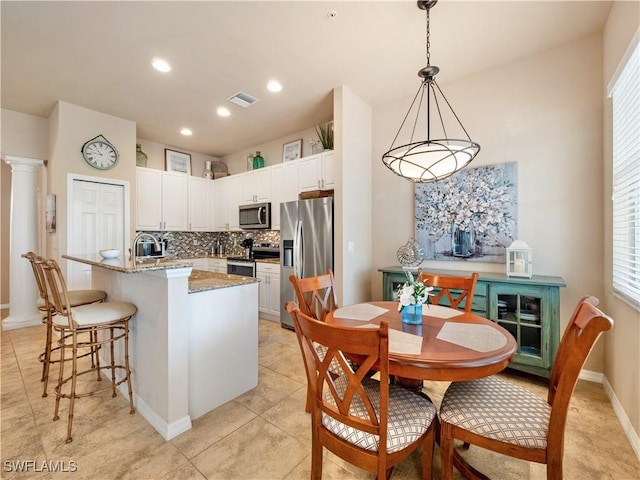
130,233 -> 161,263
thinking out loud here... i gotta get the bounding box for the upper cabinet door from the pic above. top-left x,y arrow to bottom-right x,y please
188,176 -> 210,231
320,151 -> 335,190
136,167 -> 163,230
255,168 -> 272,202
162,172 -> 188,231
213,176 -> 229,231
297,154 -> 321,192
242,168 -> 272,203
227,174 -> 243,230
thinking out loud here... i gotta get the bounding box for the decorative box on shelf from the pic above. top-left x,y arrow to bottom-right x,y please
506,240 -> 533,278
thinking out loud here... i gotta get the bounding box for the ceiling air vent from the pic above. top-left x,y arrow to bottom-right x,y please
227,91 -> 259,108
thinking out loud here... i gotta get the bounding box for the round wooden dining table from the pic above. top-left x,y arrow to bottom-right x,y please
326,301 -> 518,479
326,301 -> 518,385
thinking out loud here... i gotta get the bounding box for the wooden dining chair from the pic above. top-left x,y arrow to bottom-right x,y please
289,269 -> 338,322
285,302 -> 437,480
23,252 -> 107,397
439,296 -> 614,480
290,270 -> 342,412
417,271 -> 479,312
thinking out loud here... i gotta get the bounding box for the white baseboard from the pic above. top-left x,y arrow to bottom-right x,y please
578,368 -> 604,383
583,368 -> 640,461
1,303 -> 9,309
602,376 -> 640,461
116,382 -> 192,441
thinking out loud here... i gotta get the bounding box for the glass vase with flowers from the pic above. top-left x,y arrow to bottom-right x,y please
397,270 -> 434,325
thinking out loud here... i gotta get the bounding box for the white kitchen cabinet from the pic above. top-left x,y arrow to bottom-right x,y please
162,172 -> 189,231
227,174 -> 243,230
270,162 -> 297,230
208,258 -> 226,273
136,167 -> 163,230
212,176 -> 229,231
256,262 -> 280,317
297,151 -> 335,192
189,258 -> 208,271
242,168 -> 272,204
188,176 -> 210,231
135,168 -> 188,231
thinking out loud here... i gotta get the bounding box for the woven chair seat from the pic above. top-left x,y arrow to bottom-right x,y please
52,302 -> 137,328
323,375 -> 437,454
440,376 -> 551,449
37,289 -> 106,309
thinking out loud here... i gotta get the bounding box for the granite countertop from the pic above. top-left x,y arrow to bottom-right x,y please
188,269 -> 259,293
256,258 -> 280,264
63,254 -> 194,273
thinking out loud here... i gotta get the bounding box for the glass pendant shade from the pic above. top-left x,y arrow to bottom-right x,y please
382,1 -> 480,183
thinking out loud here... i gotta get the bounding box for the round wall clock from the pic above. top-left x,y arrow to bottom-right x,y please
81,135 -> 119,170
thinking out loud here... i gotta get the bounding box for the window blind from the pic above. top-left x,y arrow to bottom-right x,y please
611,41 -> 640,308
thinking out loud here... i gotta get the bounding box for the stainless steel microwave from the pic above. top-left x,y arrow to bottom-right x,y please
239,202 -> 271,229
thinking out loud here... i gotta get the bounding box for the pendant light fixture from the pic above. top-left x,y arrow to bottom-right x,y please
382,0 -> 480,183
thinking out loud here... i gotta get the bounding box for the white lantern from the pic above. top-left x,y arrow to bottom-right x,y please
506,240 -> 533,278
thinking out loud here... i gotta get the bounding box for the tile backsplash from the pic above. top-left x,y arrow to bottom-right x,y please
137,230 -> 280,258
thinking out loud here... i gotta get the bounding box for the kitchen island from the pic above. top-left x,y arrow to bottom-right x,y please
63,254 -> 260,440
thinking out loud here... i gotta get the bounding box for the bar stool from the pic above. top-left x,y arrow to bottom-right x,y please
38,256 -> 137,443
23,252 -> 107,397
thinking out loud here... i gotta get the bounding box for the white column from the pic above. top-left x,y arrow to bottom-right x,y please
2,155 -> 45,330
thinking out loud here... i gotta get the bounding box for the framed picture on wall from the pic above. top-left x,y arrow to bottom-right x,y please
282,139 -> 302,163
45,194 -> 56,233
165,149 -> 191,175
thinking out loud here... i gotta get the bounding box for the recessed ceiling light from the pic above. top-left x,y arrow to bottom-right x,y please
180,128 -> 192,136
267,80 -> 282,92
217,107 -> 231,117
152,58 -> 171,73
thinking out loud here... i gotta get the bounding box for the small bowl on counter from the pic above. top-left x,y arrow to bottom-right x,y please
99,249 -> 120,259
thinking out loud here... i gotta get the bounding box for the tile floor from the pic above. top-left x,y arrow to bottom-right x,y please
1,313 -> 638,480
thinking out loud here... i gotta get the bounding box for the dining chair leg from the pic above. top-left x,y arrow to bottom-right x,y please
124,322 -> 135,414
94,329 -> 102,381
41,317 -> 52,381
311,420 -> 323,480
53,332 -> 66,422
41,316 -> 54,397
422,423 -> 434,480
65,331 -> 79,443
110,327 -> 117,397
439,422 -> 455,480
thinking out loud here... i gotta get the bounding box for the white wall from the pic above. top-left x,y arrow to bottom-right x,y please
47,101 -> 137,261
221,125 -> 328,174
135,139 -> 220,177
602,0 -> 640,449
334,86 -> 373,305
1,109 -> 50,305
372,33 -> 605,370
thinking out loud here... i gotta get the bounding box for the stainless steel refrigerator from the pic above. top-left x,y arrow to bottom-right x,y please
280,197 -> 334,330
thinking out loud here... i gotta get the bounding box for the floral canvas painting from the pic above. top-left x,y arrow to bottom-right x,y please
415,162 -> 517,263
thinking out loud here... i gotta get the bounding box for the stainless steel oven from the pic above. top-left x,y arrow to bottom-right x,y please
227,258 -> 256,277
226,243 -> 279,277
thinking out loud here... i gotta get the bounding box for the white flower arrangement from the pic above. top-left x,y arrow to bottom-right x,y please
397,270 -> 434,312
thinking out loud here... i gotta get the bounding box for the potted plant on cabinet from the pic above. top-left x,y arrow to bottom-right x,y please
314,121 -> 334,151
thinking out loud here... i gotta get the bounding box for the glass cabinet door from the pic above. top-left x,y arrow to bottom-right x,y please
490,285 -> 551,369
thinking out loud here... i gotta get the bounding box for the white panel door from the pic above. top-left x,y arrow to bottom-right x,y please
69,179 -> 124,289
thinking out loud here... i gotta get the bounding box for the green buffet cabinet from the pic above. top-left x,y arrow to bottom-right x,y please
379,266 -> 566,379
